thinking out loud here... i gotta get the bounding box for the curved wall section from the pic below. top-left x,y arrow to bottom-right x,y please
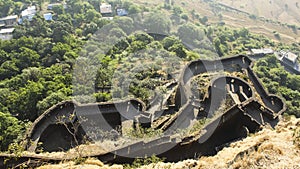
17,55 -> 287,167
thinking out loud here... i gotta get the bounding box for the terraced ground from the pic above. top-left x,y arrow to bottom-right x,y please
134,0 -> 300,43
219,0 -> 300,26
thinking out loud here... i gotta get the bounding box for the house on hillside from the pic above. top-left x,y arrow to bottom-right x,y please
100,3 -> 113,14
247,48 -> 274,57
0,15 -> 18,27
43,13 -> 53,21
277,50 -> 300,74
21,6 -> 37,22
279,51 -> 298,66
116,8 -> 128,16
0,28 -> 15,40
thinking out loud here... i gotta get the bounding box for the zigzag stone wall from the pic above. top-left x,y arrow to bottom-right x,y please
2,54 -> 286,168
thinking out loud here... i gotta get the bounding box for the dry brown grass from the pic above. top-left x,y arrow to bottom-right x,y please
219,0 -> 300,26
136,0 -> 300,43
37,158 -> 122,169
36,117 -> 300,169
294,126 -> 300,148
196,116 -> 300,169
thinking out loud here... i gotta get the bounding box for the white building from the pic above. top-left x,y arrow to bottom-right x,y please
248,48 -> 274,56
0,28 -> 15,40
280,51 -> 298,66
21,6 -> 37,21
100,3 -> 112,14
0,15 -> 18,27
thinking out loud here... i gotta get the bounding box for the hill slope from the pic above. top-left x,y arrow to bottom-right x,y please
219,0 -> 300,26
36,116 -> 300,169
134,0 -> 300,43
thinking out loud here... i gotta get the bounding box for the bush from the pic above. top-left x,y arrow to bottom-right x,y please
124,155 -> 164,169
0,112 -> 24,151
294,126 -> 300,148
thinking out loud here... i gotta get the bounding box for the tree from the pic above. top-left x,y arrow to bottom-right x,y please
181,13 -> 189,21
51,21 -> 74,42
177,23 -> 205,48
114,17 -> 134,35
200,16 -> 208,25
83,22 -> 98,36
144,12 -> 172,35
14,47 -> 40,70
96,67 -> 113,93
0,112 -> 23,151
128,4 -> 141,14
254,55 -> 300,117
173,6 -> 183,16
108,27 -> 127,38
10,81 -> 44,120
213,37 -> 225,56
52,4 -> 65,15
239,28 -> 249,38
0,0 -> 14,17
51,42 -> 72,62
0,61 -> 19,80
37,91 -> 68,115
162,36 -> 187,58
85,9 -> 101,22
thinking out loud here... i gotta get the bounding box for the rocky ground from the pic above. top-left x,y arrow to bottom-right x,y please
37,116 -> 300,169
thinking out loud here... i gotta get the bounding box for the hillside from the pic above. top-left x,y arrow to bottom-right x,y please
219,0 -> 300,26
36,116 -> 300,169
133,0 -> 300,43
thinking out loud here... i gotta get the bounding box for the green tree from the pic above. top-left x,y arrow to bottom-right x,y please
177,23 -> 205,48
114,17 -> 134,35
37,91 -> 68,115
239,28 -> 249,38
0,112 -> 23,151
128,4 -> 141,14
14,47 -> 40,70
173,6 -> 183,16
0,0 -> 14,17
8,81 -> 44,120
85,9 -> 101,22
51,42 -> 72,62
162,36 -> 187,58
144,12 -> 172,35
52,4 -> 65,15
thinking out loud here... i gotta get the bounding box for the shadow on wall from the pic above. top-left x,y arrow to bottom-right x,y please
20,55 -> 286,165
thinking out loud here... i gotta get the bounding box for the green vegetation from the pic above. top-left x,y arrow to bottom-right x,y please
125,125 -> 163,139
123,155 -> 164,169
254,55 -> 300,117
208,26 -> 276,56
294,126 -> 300,148
0,112 -> 24,151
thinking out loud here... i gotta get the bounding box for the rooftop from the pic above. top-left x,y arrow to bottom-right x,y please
250,48 -> 274,54
0,28 -> 15,34
0,15 -> 18,21
116,8 -> 128,16
44,13 -> 53,21
100,3 -> 112,14
21,6 -> 37,17
283,52 -> 298,63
